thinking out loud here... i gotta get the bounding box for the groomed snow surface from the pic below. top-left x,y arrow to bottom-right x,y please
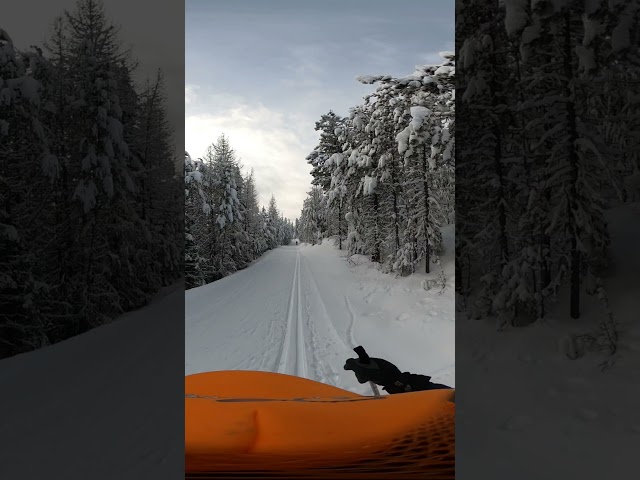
186,225 -> 455,394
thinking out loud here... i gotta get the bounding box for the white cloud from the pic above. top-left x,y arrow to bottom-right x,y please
185,84 -> 199,105
186,101 -> 315,221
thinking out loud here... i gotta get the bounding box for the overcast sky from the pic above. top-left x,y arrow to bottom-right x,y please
186,0 -> 453,221
3,0 -> 184,158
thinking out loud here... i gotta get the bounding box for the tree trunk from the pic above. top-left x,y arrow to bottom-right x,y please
538,232 -> 545,320
423,144 -> 431,273
564,13 -> 580,319
338,200 -> 342,250
494,131 -> 508,272
373,193 -> 381,263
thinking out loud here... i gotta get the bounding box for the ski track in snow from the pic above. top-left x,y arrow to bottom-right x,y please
302,256 -> 351,352
275,250 -> 308,377
300,256 -> 343,386
296,252 -> 308,378
344,295 -> 357,348
273,251 -> 297,373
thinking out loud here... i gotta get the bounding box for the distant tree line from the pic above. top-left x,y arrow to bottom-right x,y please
297,54 -> 455,278
185,135 -> 294,288
0,0 -> 182,358
457,0 -> 639,342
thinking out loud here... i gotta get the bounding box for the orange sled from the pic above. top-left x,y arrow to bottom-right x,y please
185,371 -> 455,479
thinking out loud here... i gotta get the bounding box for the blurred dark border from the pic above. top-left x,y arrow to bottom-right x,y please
0,0 -> 184,478
456,0 -> 638,478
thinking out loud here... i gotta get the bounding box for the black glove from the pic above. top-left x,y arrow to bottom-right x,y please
343,356 -> 402,387
381,372 -> 450,394
344,346 -> 452,394
344,359 -> 451,393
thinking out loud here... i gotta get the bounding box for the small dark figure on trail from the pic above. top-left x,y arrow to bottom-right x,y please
344,346 -> 451,394
295,240 -> 299,245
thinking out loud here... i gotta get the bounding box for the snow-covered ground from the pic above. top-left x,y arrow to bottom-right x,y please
185,226 -> 455,394
0,283 -> 185,480
457,203 -> 640,480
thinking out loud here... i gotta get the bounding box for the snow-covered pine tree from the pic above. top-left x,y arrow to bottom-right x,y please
298,186 -> 325,245
394,56 -> 455,274
300,56 -> 455,277
457,0 -> 521,320
0,30 -> 53,354
199,135 -> 242,280
185,151 -> 209,288
343,106 -> 375,258
2,0 -> 182,356
62,0 -> 152,327
266,195 -> 280,249
243,171 -> 263,253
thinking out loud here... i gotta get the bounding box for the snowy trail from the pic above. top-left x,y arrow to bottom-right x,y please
186,230 -> 455,394
275,250 -> 308,377
185,246 -> 352,386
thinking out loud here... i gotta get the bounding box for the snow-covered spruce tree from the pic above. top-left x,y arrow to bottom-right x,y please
259,206 -> 274,249
501,0 -> 618,323
394,56 -> 455,274
266,195 -> 280,250
184,151 -> 209,288
53,0 -> 148,331
247,171 -> 265,252
199,135 -> 243,281
236,169 -> 258,268
459,0 -> 557,322
303,104 -> 384,259
352,76 -> 406,272
281,217 -> 294,245
41,17 -> 79,313
495,0 -> 568,324
0,31 -> 54,354
307,111 -> 345,191
239,169 -> 263,258
457,0 -> 526,321
228,162 -> 252,269
308,111 -> 348,248
378,55 -> 454,276
132,71 -> 182,288
259,201 -> 292,249
339,107 -> 368,256
342,104 -> 383,261
298,186 -> 326,245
